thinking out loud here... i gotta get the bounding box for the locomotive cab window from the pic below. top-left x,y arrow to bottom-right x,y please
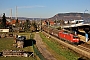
73,36 -> 78,38
63,31 -> 68,34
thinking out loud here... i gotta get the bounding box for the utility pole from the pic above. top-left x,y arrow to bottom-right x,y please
40,17 -> 42,32
48,20 -> 50,38
56,18 -> 57,26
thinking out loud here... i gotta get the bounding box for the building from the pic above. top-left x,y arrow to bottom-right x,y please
2,50 -> 29,57
42,20 -> 54,26
16,36 -> 26,48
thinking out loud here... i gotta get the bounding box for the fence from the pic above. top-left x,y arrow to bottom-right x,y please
30,33 -> 45,60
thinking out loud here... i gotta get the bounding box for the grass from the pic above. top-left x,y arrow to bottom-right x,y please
0,38 -> 14,51
39,32 -> 79,60
0,32 -> 38,60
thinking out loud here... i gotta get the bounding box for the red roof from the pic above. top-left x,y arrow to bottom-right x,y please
10,20 -> 20,24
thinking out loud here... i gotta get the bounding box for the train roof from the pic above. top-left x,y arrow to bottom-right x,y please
74,20 -> 84,21
60,30 -> 75,34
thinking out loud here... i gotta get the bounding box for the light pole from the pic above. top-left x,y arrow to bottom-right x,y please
83,9 -> 88,20
83,9 -> 89,42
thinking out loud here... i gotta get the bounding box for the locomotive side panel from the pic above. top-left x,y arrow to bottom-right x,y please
65,34 -> 70,41
66,34 -> 73,42
58,32 -> 65,40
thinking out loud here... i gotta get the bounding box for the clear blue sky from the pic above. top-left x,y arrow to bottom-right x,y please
0,0 -> 90,18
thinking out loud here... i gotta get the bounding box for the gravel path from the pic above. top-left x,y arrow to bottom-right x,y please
34,33 -> 56,60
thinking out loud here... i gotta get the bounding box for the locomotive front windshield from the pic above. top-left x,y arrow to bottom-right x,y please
73,36 -> 79,38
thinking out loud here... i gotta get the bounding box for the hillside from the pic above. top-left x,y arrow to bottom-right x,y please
50,13 -> 90,21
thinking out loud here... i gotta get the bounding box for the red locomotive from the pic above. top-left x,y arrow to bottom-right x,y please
58,30 -> 80,44
42,26 -> 80,44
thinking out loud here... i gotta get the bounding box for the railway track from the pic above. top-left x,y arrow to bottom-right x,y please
42,31 -> 90,59
77,45 -> 90,53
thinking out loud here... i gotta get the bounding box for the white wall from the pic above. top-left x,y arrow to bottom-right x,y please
0,29 -> 9,32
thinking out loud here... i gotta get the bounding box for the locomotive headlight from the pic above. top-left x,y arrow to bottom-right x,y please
73,39 -> 76,40
77,39 -> 79,41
